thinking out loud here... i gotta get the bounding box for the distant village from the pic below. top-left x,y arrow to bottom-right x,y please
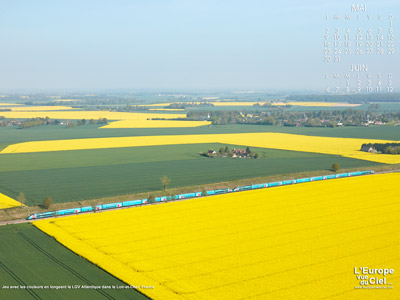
188,108 -> 400,127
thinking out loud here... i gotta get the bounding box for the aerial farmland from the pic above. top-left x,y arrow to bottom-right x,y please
0,95 -> 399,300
1,1 -> 399,299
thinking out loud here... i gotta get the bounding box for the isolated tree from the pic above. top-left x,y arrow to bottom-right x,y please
17,192 -> 26,207
332,162 -> 341,172
161,175 -> 171,191
224,146 -> 229,153
43,196 -> 53,209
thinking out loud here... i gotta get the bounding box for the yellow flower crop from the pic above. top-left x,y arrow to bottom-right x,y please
0,111 -> 186,120
0,102 -> 22,106
2,133 -> 399,164
100,120 -> 211,128
52,99 -> 80,102
0,105 -> 195,127
143,103 -> 172,107
148,108 -> 185,111
0,193 -> 22,209
34,173 -> 400,300
7,106 -> 76,111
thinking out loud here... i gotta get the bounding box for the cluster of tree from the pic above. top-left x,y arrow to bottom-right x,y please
81,104 -> 149,112
361,143 -> 400,154
253,103 -> 292,108
15,192 -> 54,209
188,111 -> 242,124
187,109 -> 400,127
383,146 -> 400,154
201,146 -> 259,159
368,104 -> 381,110
166,102 -> 214,109
79,98 -> 142,105
18,117 -> 51,129
119,105 -> 149,112
66,118 -> 108,128
23,101 -> 58,106
0,116 -> 10,127
0,116 -> 109,129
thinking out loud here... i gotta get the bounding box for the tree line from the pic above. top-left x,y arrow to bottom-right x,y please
0,117 -> 108,128
166,102 -> 214,109
201,146 -> 259,159
361,143 -> 400,154
18,117 -> 52,129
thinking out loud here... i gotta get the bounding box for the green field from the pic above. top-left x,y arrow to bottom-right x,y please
0,124 -> 396,206
0,124 -> 399,151
0,143 -> 381,205
0,223 -> 148,300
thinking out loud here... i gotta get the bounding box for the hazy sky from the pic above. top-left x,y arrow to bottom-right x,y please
0,0 -> 398,91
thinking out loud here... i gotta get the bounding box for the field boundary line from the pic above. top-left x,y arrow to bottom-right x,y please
15,228 -> 117,300
0,260 -> 42,300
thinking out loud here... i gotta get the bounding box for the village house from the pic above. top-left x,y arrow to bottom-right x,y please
231,148 -> 247,158
207,150 -> 216,155
360,144 -> 378,153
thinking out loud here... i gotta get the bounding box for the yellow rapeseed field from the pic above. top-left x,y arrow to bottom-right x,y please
100,120 -> 211,129
144,103 -> 172,107
148,108 -> 185,111
0,105 -> 210,128
0,103 -> 21,106
2,133 -> 399,164
53,99 -> 80,102
34,173 -> 400,300
0,193 -> 22,209
0,111 -> 186,121
5,106 -> 75,111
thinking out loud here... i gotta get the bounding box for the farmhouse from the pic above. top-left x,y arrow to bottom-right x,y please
231,148 -> 247,158
360,144 -> 378,153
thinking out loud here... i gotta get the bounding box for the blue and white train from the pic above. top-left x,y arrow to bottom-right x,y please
26,170 -> 374,220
